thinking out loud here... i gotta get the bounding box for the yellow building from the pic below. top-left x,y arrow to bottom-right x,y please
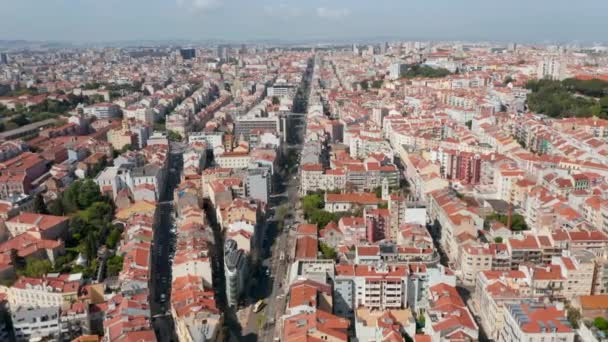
107,119 -> 136,150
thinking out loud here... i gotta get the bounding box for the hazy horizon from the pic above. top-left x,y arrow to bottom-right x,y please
1,0 -> 607,44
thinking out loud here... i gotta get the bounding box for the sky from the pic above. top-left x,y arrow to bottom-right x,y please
0,0 -> 607,43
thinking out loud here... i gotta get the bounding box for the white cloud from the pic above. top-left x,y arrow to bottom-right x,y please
263,3 -> 302,18
176,0 -> 222,12
316,7 -> 350,20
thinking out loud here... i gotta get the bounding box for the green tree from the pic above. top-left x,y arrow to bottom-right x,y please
487,213 -> 529,231
61,182 -> 82,213
319,242 -> 337,260
525,78 -> 608,119
373,186 -> 382,198
371,80 -> 384,89
106,226 -> 123,249
119,144 -> 135,154
80,201 -> 114,223
594,317 -> 608,331
167,130 -> 182,142
19,257 -> 52,278
83,82 -> 101,90
275,204 -> 290,222
89,94 -> 105,104
562,78 -> 608,98
256,314 -> 266,331
404,64 -> 451,79
53,254 -> 76,273
106,255 -> 124,277
272,96 -> 280,105
567,307 -> 581,329
11,114 -> 30,126
493,237 -> 503,244
83,233 -> 98,260
301,194 -> 324,217
33,193 -> 49,214
77,179 -> 103,209
600,96 -> 608,114
47,199 -> 64,216
416,312 -> 426,332
309,210 -> 338,228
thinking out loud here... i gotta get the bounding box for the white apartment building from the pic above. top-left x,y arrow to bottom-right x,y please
172,259 -> 213,287
552,254 -> 594,300
474,270 -> 535,340
537,56 -> 565,80
82,103 -> 120,119
459,244 -> 493,286
334,263 -> 408,318
300,163 -> 324,195
188,131 -> 224,150
388,63 -> 406,80
123,106 -> 156,125
95,163 -> 164,201
215,152 -> 251,169
8,275 -> 81,310
12,306 -> 61,342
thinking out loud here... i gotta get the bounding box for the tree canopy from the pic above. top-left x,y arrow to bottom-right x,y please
301,193 -> 339,228
17,257 -> 53,278
486,212 -> 529,231
106,255 -> 124,277
594,317 -> 608,331
0,95 -> 89,133
403,64 -> 451,79
167,130 -> 183,142
526,78 -> 608,119
319,242 -> 337,260
33,193 -> 49,214
562,78 -> 608,98
56,179 -> 105,214
301,193 -> 364,228
48,179 -> 116,264
371,80 -> 384,89
567,307 -> 581,329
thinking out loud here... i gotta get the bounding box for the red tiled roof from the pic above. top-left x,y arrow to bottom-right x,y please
297,224 -> 318,236
296,236 -> 318,260
301,163 -> 324,172
326,192 -> 382,205
7,213 -> 69,231
513,304 -> 572,334
357,245 -> 379,256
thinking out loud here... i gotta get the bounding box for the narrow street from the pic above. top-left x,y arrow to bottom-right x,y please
239,154 -> 300,342
240,58 -> 314,341
239,55 -> 314,342
150,142 -> 183,342
257,174 -> 299,342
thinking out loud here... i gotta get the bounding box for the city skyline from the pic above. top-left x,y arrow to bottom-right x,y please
1,0 -> 608,43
